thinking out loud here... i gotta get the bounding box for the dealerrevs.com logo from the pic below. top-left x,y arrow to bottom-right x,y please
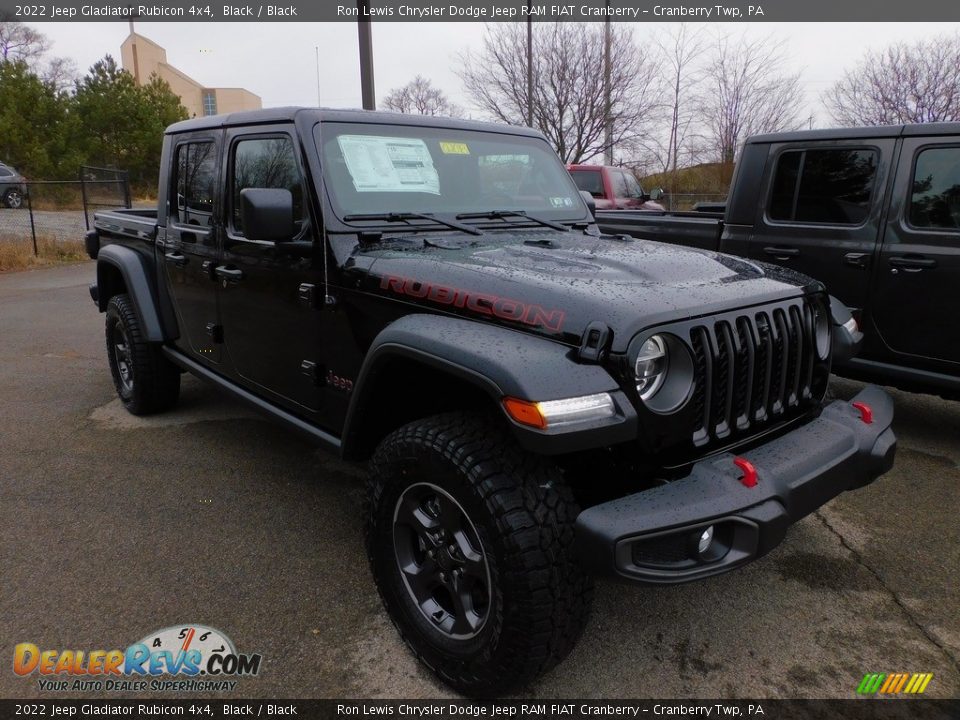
13,624 -> 262,692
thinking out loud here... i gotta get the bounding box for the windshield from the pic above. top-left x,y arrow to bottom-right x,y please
316,122 -> 587,222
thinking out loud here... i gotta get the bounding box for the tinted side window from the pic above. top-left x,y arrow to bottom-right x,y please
232,136 -> 304,234
909,147 -> 960,230
570,170 -> 603,197
769,148 -> 877,225
173,142 -> 217,227
0,167 -> 12,178
769,151 -> 801,220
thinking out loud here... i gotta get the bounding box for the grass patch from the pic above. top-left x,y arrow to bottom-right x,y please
0,234 -> 89,272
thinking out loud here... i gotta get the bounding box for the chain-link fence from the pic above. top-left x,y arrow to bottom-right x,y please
0,167 -> 131,257
79,166 -> 132,230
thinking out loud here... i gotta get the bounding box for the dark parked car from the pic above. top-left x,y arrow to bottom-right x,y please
595,123 -> 960,399
0,162 -> 26,209
85,108 -> 893,695
568,163 -> 665,210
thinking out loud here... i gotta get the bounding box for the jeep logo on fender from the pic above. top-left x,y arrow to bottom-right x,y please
379,274 -> 565,333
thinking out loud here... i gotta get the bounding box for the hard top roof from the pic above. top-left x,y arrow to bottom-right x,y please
748,122 -> 960,144
165,107 -> 544,138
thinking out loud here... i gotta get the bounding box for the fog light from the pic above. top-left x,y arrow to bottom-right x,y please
697,526 -> 715,555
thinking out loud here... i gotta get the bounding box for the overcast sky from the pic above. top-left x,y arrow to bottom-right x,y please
34,21 -> 958,126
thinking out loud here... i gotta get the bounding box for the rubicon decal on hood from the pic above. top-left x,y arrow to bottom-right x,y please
380,274 -> 565,332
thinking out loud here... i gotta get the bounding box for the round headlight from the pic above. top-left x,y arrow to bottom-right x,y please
813,303 -> 831,360
635,335 -> 668,400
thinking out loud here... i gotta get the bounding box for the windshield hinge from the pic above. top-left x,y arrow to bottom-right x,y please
579,321 -> 612,363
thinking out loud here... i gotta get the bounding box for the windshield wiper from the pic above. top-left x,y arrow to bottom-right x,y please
455,210 -> 568,232
343,211 -> 482,236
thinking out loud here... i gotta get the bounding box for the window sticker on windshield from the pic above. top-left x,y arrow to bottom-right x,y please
439,141 -> 470,155
337,135 -> 440,194
550,197 -> 575,208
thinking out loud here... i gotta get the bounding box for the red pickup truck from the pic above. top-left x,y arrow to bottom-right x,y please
567,164 -> 665,210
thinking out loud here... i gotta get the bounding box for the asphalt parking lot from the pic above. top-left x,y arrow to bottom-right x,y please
1,262 -> 957,700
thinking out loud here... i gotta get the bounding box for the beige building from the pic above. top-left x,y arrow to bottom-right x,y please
120,32 -> 261,118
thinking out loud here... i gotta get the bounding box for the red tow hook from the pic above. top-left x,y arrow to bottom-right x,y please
733,457 -> 758,488
852,401 -> 874,425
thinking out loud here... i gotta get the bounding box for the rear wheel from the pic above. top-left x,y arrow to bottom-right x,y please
105,293 -> 180,415
365,412 -> 593,696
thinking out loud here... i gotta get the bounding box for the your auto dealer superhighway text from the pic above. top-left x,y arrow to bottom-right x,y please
336,705 -> 761,717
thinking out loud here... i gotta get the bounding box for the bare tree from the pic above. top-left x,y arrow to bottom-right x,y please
382,75 -> 461,117
647,24 -> 705,187
459,23 -> 658,164
698,33 -> 802,169
825,34 -> 960,126
40,56 -> 78,93
0,20 -> 49,63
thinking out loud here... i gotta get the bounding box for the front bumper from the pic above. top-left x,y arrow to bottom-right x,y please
575,385 -> 896,584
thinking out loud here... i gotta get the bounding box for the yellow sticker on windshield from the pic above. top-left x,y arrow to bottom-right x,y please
439,141 -> 470,155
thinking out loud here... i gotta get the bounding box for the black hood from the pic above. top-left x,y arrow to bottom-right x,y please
354,229 -> 822,352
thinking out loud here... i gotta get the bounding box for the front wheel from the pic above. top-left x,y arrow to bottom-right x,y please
365,413 -> 593,696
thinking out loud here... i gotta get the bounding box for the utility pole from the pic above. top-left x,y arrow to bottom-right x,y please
357,0 -> 375,110
603,3 -> 613,165
315,46 -> 322,107
526,4 -> 533,127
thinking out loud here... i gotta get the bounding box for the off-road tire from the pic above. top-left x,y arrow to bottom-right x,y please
105,293 -> 180,415
365,412 -> 593,696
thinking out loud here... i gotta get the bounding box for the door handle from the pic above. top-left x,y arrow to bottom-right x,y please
214,266 -> 244,283
844,252 -> 870,268
763,246 -> 800,260
164,251 -> 188,268
889,256 -> 938,272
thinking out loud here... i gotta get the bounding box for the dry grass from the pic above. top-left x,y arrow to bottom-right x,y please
0,234 -> 88,272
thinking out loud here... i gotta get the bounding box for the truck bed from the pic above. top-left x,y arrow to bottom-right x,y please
595,210 -> 723,252
93,208 -> 158,242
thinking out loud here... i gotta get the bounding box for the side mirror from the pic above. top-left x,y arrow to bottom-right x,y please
649,187 -> 664,202
240,187 -> 295,242
579,190 -> 596,218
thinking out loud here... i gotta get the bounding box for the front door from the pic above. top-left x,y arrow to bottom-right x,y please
216,126 -> 324,413
161,134 -> 223,363
725,140 -> 896,315
872,139 -> 960,366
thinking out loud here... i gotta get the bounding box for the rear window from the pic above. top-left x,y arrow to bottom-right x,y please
173,142 -> 217,226
768,148 -> 878,225
569,169 -> 603,197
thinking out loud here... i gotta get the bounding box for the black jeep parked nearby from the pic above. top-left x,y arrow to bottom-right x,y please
85,108 -> 895,695
596,123 -> 960,400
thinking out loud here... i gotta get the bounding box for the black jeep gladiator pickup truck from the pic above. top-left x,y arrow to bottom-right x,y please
596,123 -> 960,399
86,108 -> 895,695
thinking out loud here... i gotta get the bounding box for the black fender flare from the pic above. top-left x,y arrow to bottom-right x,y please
95,244 -> 168,343
829,294 -> 864,364
341,314 -> 638,458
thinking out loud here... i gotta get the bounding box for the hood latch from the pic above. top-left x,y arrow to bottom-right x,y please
579,321 -> 613,363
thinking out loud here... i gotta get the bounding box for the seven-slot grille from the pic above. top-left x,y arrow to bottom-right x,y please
688,300 -> 820,447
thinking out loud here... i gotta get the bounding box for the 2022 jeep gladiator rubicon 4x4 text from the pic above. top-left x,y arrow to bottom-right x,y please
86,108 -> 896,695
